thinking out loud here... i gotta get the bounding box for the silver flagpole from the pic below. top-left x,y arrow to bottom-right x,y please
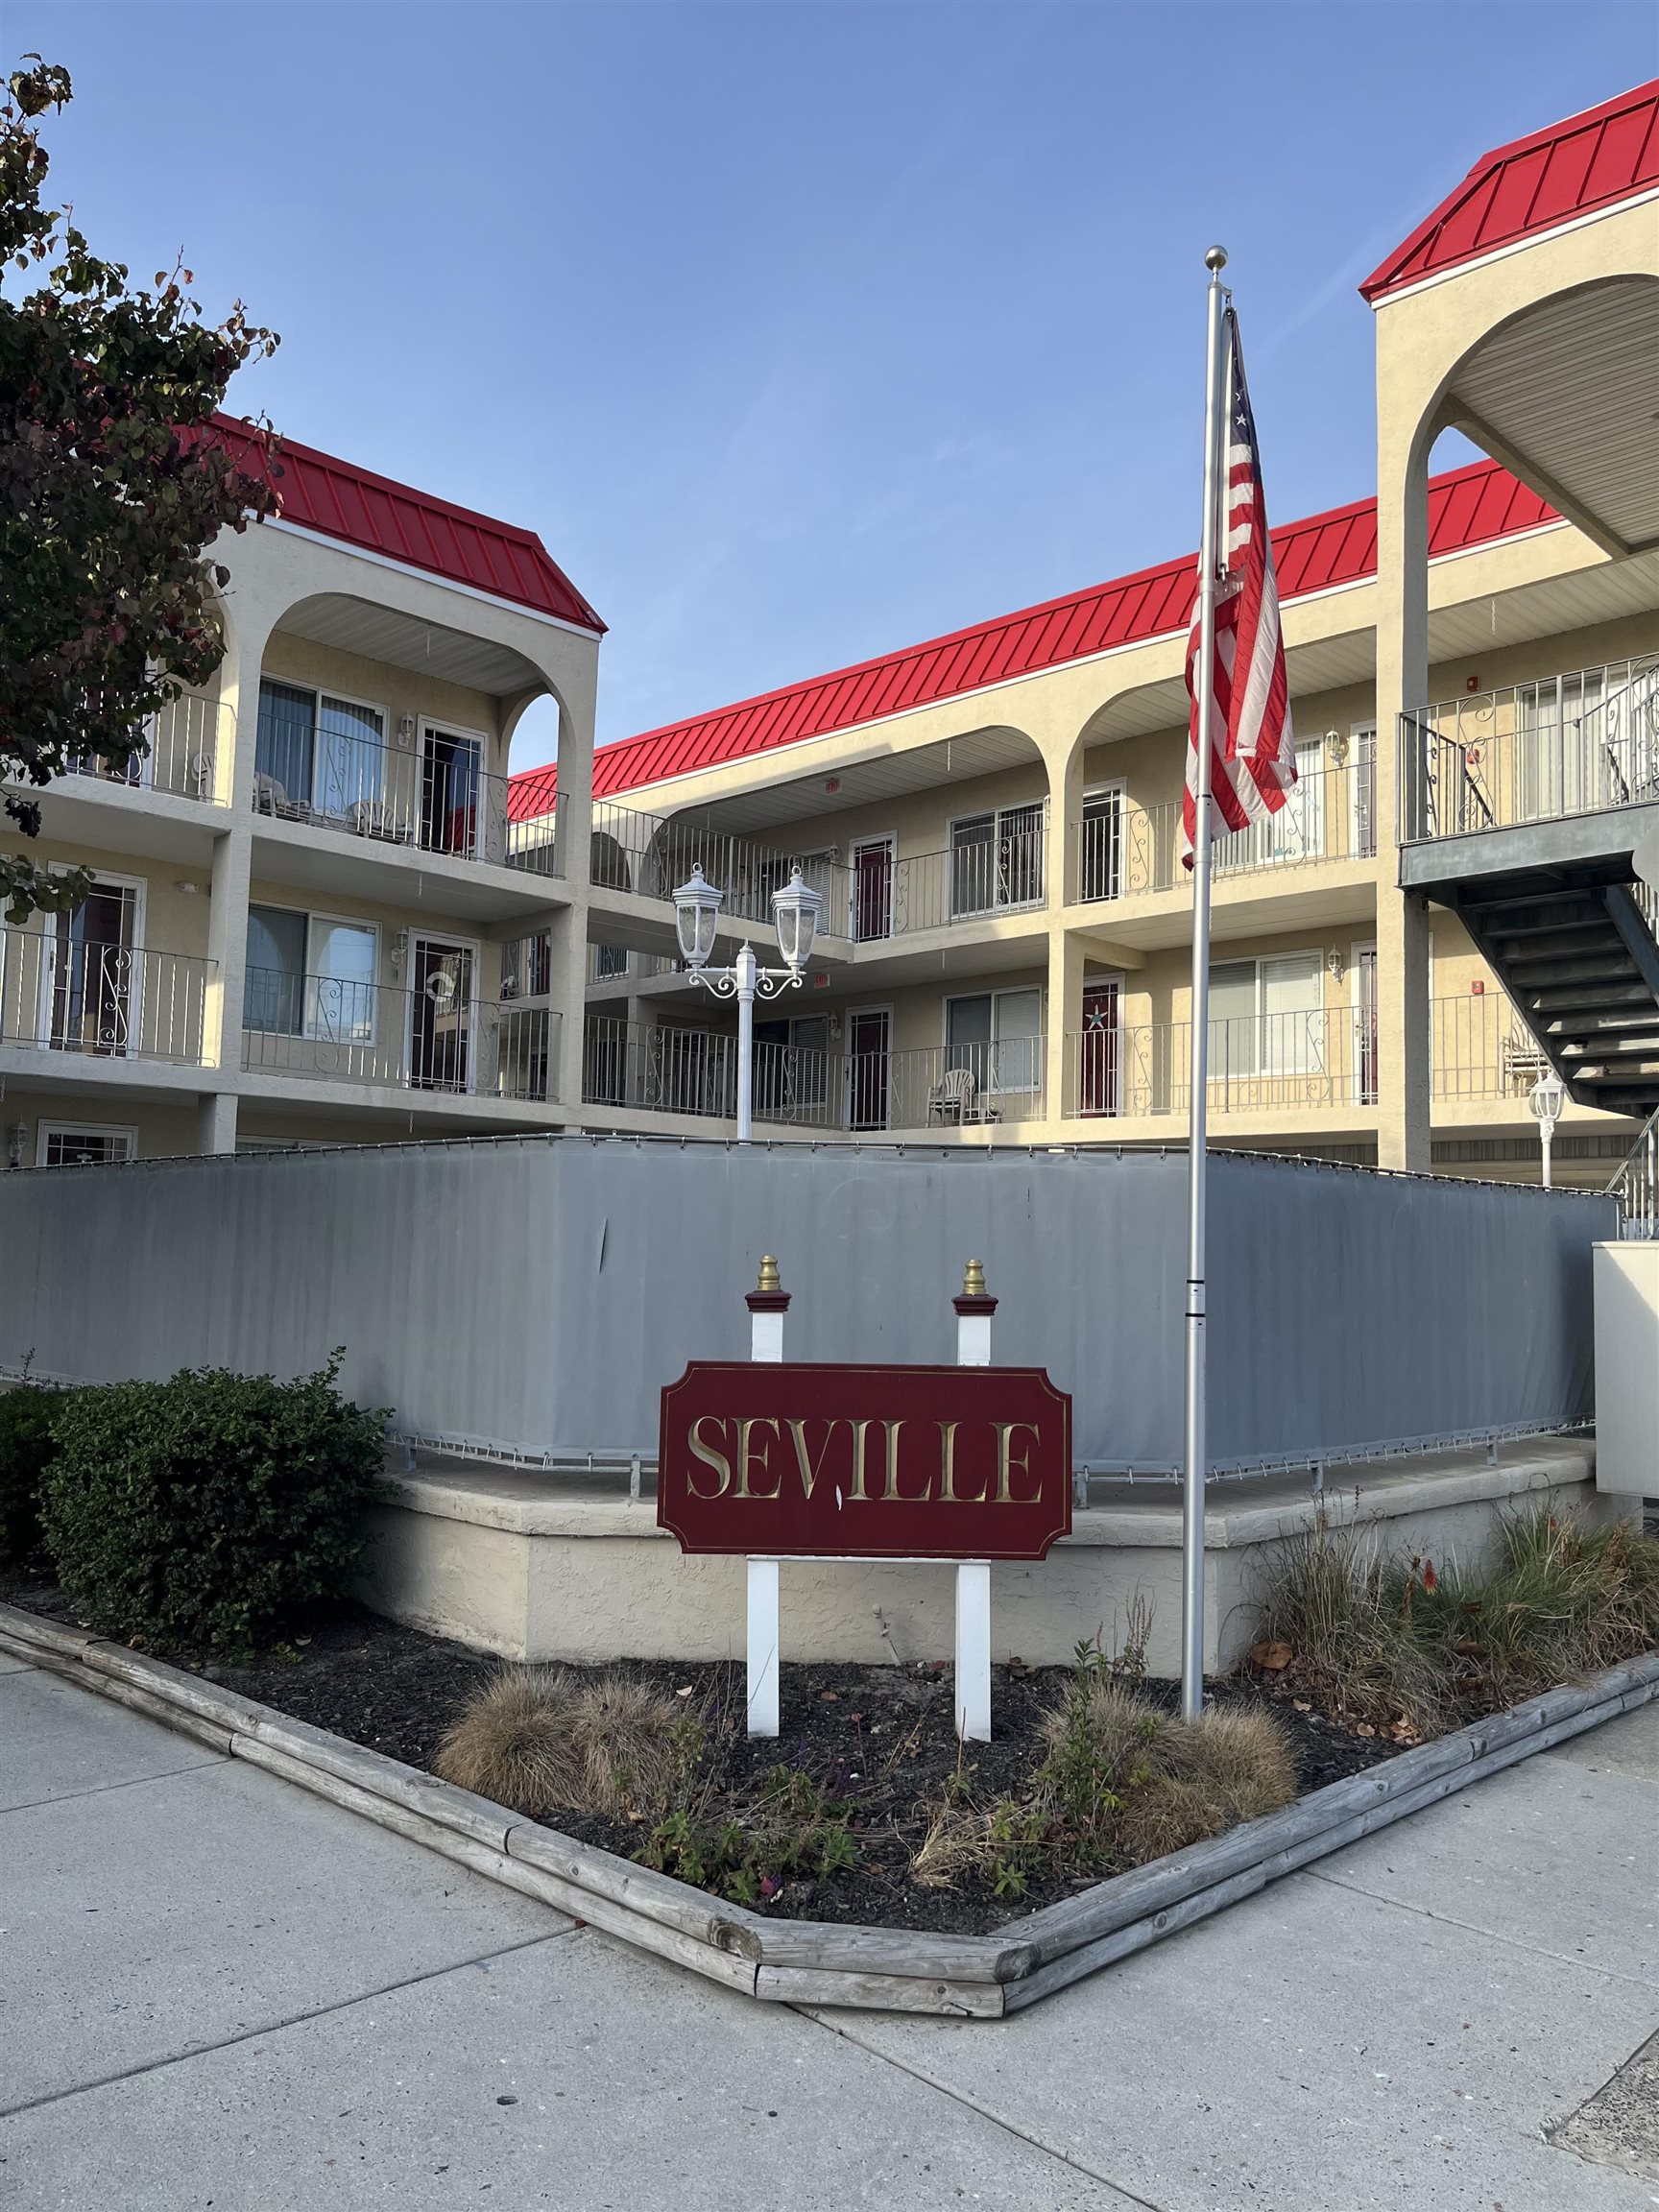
1181,246 -> 1230,1723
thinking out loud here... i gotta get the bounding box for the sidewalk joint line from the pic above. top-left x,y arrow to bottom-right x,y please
1303,1868 -> 1659,1991
0,1931 -> 574,2123
0,1752 -> 228,1820
796,2008 -> 1170,2210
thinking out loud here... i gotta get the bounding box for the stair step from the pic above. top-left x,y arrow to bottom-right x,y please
1561,1035 -> 1659,1059
1528,981 -> 1655,1015
1547,1016 -> 1659,1042
1479,904 -> 1611,937
1491,927 -> 1622,963
1507,955 -> 1636,989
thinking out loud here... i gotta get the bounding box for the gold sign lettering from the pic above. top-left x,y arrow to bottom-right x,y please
686,1414 -> 732,1499
880,1418 -> 930,1503
786,1417 -> 841,1500
847,1417 -> 875,1501
938,1419 -> 987,1503
734,1416 -> 781,1499
994,1421 -> 1041,1504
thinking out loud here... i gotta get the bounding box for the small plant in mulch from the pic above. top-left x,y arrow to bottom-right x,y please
911,1656 -> 1298,1899
1248,1504 -> 1659,1742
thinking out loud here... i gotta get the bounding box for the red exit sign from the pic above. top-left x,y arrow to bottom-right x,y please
658,1362 -> 1071,1562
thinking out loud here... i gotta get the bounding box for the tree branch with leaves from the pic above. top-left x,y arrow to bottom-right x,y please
0,56 -> 280,922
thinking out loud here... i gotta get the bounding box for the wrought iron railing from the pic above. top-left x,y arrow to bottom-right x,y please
589,800 -> 844,936
0,934 -> 214,1063
1430,992 -> 1554,1101
250,722 -> 565,876
55,692 -> 230,804
848,824 -> 1046,942
1073,756 -> 1374,903
580,1020 -> 1046,1130
1064,1007 -> 1374,1118
1399,656 -> 1659,844
1609,1105 -> 1659,1238
242,967 -> 560,1099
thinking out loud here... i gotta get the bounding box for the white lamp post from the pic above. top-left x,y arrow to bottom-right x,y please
1528,1067 -> 1566,1189
672,863 -> 822,1142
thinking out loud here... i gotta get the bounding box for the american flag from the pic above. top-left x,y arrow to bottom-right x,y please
1181,308 -> 1295,864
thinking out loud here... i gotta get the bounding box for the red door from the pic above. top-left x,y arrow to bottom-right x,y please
1078,981 -> 1119,1116
846,1008 -> 890,1130
852,840 -> 893,942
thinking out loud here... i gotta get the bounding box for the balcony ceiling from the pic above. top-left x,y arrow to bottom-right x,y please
680,724 -> 1043,836
275,594 -> 547,698
1088,547 -> 1659,746
1441,277 -> 1659,559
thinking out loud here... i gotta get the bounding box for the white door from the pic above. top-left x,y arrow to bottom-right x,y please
39,878 -> 142,1057
408,934 -> 476,1093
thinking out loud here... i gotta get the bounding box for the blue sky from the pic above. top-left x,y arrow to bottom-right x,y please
13,3 -> 1654,764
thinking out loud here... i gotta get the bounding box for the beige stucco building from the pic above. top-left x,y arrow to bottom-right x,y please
5,80 -> 1655,1187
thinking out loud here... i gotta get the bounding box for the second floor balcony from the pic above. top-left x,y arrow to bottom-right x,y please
1399,655 -> 1659,846
1073,749 -> 1376,905
242,966 -> 561,1103
37,692 -> 232,807
1063,1004 -> 1377,1120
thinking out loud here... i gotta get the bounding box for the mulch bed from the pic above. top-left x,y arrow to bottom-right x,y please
1,1572 -> 1399,1936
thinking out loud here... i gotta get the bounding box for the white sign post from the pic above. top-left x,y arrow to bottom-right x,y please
735,1256 -> 1007,1744
952,1261 -> 996,1743
744,1255 -> 787,1737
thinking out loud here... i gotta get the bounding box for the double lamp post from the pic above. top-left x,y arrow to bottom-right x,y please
672,861 -> 823,1142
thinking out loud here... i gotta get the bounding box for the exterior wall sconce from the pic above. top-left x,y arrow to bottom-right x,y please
389,929 -> 410,976
6,1121 -> 30,1170
1326,948 -> 1345,983
1323,728 -> 1347,767
397,715 -> 417,748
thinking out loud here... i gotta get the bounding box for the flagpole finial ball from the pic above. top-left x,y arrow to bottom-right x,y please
1205,245 -> 1229,273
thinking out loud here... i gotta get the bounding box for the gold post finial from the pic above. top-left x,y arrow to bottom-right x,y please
757,1255 -> 781,1294
962,1259 -> 986,1298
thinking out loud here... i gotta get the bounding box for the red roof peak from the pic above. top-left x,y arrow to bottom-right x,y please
1360,78 -> 1659,302
508,458 -> 1555,820
209,413 -> 605,635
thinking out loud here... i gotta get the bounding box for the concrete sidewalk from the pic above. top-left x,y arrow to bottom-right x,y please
2,1652 -> 1656,2212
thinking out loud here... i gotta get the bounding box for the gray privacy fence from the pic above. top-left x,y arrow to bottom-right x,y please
0,1135 -> 1613,1476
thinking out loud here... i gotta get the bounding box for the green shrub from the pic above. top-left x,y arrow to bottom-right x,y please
39,1357 -> 388,1655
0,1383 -> 61,1565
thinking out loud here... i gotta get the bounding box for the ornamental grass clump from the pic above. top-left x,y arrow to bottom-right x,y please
911,1664 -> 1298,1896
39,1356 -> 387,1656
1253,1505 -> 1659,1734
435,1667 -> 687,1822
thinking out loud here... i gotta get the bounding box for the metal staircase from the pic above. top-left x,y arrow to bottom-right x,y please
1436,867 -> 1659,1118
1400,658 -> 1659,1121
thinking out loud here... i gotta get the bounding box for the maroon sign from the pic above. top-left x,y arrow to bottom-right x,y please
658,1362 -> 1071,1562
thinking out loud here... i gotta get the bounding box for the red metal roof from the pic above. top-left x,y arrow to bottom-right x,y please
1360,80 -> 1659,301
209,414 -> 605,634
507,459 -> 1554,820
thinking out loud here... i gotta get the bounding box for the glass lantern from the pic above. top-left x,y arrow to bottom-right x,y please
1527,1069 -> 1566,1131
771,864 -> 823,974
672,865 -> 724,968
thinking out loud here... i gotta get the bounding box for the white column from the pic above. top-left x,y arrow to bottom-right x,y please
745,1256 -> 786,1735
952,1260 -> 995,1743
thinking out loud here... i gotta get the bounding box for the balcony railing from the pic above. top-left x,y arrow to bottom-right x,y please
242,967 -> 560,1100
1610,1106 -> 1659,1238
589,800 -> 844,935
1399,656 -> 1659,845
51,692 -> 230,805
1064,1008 -> 1376,1118
848,823 -> 1046,942
252,724 -> 563,878
1,934 -> 214,1064
1073,755 -> 1375,903
1431,992 -> 1553,1102
581,1020 -> 1046,1130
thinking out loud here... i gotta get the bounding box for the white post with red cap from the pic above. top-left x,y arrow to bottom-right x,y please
744,1256 -> 788,1736
952,1261 -> 996,1742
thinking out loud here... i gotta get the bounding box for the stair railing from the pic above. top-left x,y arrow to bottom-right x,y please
1607,1104 -> 1659,1239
